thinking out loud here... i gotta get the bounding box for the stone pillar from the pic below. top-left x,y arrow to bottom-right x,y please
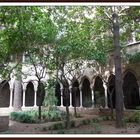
69,86 -> 72,107
22,88 -> 26,108
13,80 -> 22,111
60,87 -> 63,107
9,88 -> 13,108
123,95 -> 126,110
90,86 -> 95,108
34,89 -> 37,107
79,86 -> 83,108
9,81 -> 14,109
103,82 -> 108,108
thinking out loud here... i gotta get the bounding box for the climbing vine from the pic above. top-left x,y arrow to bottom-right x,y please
126,52 -> 140,64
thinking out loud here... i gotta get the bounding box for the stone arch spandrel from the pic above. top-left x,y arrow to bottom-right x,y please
80,75 -> 91,87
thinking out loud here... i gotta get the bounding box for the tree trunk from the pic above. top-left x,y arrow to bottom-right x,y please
112,13 -> 124,128
38,105 -> 41,121
38,81 -> 44,122
65,88 -> 70,129
109,88 -> 114,119
74,87 -> 77,118
13,54 -> 23,112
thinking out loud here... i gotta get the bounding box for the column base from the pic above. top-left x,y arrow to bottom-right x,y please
9,106 -> 13,109
105,106 -> 108,109
33,105 -> 38,108
22,105 -> 25,108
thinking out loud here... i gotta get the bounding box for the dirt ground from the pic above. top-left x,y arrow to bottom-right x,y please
2,119 -> 140,134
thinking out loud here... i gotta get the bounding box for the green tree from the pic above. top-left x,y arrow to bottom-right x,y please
0,6 -> 57,111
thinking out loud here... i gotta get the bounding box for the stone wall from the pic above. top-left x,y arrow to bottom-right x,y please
0,116 -> 9,132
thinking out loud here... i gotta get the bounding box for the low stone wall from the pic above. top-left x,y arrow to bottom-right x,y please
0,116 -> 9,132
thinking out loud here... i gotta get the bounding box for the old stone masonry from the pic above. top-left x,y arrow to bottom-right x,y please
0,42 -> 140,113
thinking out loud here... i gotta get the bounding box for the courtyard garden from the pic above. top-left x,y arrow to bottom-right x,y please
0,5 -> 140,135
1,107 -> 140,134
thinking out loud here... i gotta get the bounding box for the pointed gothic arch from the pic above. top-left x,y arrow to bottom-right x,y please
55,82 -> 61,106
123,71 -> 140,109
72,80 -> 80,107
107,74 -> 116,108
82,77 -> 92,107
93,76 -> 105,108
0,81 -> 10,107
25,82 -> 34,106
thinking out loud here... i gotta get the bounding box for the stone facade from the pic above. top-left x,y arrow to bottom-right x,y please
0,42 -> 140,112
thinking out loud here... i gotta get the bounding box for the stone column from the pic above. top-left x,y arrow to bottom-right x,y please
79,86 -> 83,108
13,80 -> 22,111
34,89 -> 37,107
22,88 -> 26,108
103,82 -> 108,108
69,86 -> 72,107
9,88 -> 13,108
90,86 -> 95,108
60,87 -> 63,107
123,95 -> 126,110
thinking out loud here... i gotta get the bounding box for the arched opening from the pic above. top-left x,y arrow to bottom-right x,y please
123,71 -> 140,109
0,81 -> 10,107
25,82 -> 34,106
107,75 -> 116,108
37,82 -> 45,106
63,80 -> 70,106
82,78 -> 92,107
55,82 -> 61,106
94,76 -> 105,108
72,80 -> 80,107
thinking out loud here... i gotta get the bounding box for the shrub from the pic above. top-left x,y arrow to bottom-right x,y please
42,107 -> 66,122
10,107 -> 66,123
76,113 -> 82,118
128,111 -> 140,123
101,115 -> 112,121
70,120 -> 75,127
136,106 -> 140,110
56,130 -> 65,134
90,122 -> 102,134
82,119 -> 89,125
92,118 -> 100,123
52,122 -> 64,130
10,110 -> 37,123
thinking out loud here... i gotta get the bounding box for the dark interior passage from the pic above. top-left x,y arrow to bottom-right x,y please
123,71 -> 140,109
72,80 -> 80,107
37,83 -> 45,106
62,80 -> 70,106
107,75 -> 116,108
55,82 -> 61,106
25,82 -> 34,106
82,78 -> 92,107
94,76 -> 105,108
0,81 -> 10,107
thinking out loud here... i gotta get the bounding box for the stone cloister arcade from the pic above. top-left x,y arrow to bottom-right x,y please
0,70 -> 140,110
